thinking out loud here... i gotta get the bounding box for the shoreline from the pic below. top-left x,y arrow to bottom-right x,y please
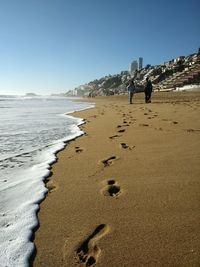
34,92 -> 200,266
0,97 -> 95,267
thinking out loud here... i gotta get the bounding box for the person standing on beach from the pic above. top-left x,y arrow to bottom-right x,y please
144,77 -> 153,103
127,80 -> 136,104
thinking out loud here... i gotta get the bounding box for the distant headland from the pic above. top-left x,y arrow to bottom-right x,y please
25,93 -> 39,97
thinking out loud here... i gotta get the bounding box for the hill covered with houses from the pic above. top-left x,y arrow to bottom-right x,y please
66,48 -> 200,97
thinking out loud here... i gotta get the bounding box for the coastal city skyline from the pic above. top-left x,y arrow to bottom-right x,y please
0,0 -> 199,95
129,57 -> 143,74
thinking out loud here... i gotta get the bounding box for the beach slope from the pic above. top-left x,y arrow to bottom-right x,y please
34,92 -> 200,267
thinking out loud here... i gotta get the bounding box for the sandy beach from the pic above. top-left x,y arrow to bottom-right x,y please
34,91 -> 200,267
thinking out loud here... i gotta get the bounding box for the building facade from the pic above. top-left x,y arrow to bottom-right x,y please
130,60 -> 138,74
129,57 -> 143,74
138,57 -> 143,69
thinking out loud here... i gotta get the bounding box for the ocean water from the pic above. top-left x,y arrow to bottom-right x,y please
0,95 -> 94,266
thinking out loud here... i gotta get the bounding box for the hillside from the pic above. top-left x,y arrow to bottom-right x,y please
66,48 -> 200,97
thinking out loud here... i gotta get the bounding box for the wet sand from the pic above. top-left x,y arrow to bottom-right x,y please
34,92 -> 200,267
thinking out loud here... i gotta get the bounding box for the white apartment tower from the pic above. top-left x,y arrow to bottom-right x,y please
129,60 -> 138,74
129,57 -> 143,74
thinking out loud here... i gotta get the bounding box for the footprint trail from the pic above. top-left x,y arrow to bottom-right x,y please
76,224 -> 109,266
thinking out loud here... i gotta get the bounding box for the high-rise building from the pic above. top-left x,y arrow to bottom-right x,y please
129,60 -> 138,74
129,57 -> 143,74
138,57 -> 143,69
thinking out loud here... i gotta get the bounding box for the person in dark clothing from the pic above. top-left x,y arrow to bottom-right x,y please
144,77 -> 153,103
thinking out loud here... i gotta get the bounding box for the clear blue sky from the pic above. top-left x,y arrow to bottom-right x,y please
0,0 -> 199,95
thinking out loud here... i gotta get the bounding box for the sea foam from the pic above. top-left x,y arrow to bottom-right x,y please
0,96 -> 94,266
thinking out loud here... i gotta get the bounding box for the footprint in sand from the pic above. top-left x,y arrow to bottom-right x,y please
161,119 -> 178,125
117,124 -> 129,128
102,179 -> 121,197
75,146 -> 84,153
120,143 -> 135,150
47,182 -> 57,193
89,115 -> 98,119
101,156 -> 117,167
109,135 -> 121,140
118,129 -> 125,133
76,224 -> 109,266
120,143 -> 129,149
139,123 -> 149,127
186,128 -> 200,133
